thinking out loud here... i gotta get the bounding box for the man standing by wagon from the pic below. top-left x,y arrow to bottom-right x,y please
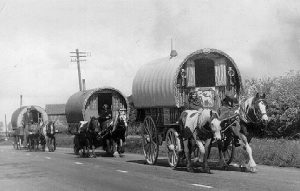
22,107 -> 33,147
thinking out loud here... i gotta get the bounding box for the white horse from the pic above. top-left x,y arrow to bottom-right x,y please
111,109 -> 128,157
42,121 -> 57,152
179,108 -> 222,173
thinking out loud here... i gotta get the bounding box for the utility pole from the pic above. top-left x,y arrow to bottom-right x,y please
20,95 -> 23,108
5,114 -> 7,137
70,49 -> 90,91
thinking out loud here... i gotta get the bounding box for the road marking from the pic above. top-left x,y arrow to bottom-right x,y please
75,162 -> 83,165
191,184 -> 213,189
116,170 -> 128,173
45,157 -> 51,159
26,153 -> 31,156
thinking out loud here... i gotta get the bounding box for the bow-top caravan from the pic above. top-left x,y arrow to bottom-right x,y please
132,48 -> 243,166
65,87 -> 129,134
11,105 -> 48,149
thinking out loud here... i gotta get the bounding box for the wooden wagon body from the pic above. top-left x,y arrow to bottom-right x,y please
11,105 -> 48,149
132,48 -> 243,165
65,87 -> 129,134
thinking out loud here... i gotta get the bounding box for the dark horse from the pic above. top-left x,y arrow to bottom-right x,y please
27,122 -> 46,152
229,93 -> 269,172
74,112 -> 128,158
73,120 -> 97,157
98,110 -> 128,157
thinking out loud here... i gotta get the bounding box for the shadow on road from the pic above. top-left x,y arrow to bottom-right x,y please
126,158 -> 246,173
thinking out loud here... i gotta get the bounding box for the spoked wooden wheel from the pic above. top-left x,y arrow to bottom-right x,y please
222,139 -> 235,165
142,116 -> 159,165
207,139 -> 235,165
166,128 -> 181,168
73,135 -> 80,155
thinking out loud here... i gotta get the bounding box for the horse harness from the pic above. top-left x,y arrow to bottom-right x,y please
194,110 -> 215,140
240,98 -> 266,124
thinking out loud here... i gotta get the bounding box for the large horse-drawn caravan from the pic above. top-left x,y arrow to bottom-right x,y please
11,105 -> 48,150
65,87 -> 129,133
132,48 -> 243,167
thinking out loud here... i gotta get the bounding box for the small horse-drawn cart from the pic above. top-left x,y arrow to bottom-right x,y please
65,87 -> 129,155
132,48 -> 243,167
11,105 -> 48,150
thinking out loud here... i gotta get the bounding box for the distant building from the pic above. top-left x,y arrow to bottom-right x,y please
45,104 -> 68,132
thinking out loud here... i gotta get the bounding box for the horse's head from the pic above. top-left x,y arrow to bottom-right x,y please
253,93 -> 269,125
208,110 -> 222,140
88,116 -> 99,131
78,121 -> 88,133
117,109 -> 128,128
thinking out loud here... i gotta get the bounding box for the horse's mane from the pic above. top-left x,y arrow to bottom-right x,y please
197,109 -> 219,127
88,117 -> 98,130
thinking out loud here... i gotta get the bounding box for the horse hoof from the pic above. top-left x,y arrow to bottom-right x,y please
218,164 -> 229,171
202,167 -> 211,174
248,167 -> 257,173
113,151 -> 119,157
187,167 -> 194,173
223,165 -> 229,171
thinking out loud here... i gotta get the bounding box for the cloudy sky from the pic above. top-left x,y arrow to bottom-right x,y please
0,0 -> 300,129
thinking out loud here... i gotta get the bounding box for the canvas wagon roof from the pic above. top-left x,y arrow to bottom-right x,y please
65,87 -> 129,124
11,105 -> 48,129
132,48 -> 243,108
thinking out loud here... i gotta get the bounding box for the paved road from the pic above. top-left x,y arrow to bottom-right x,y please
0,145 -> 299,191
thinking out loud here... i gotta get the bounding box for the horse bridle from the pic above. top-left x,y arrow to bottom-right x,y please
253,99 -> 268,122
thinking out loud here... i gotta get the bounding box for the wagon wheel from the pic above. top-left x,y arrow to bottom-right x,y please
207,138 -> 235,166
142,116 -> 159,165
222,139 -> 235,165
105,139 -> 116,156
166,128 -> 181,168
73,135 -> 80,155
53,137 -> 56,151
13,135 -> 17,149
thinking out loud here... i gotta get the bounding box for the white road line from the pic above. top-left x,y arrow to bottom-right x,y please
26,153 -> 31,156
116,170 -> 128,173
191,184 -> 213,189
75,162 -> 83,165
45,157 -> 51,159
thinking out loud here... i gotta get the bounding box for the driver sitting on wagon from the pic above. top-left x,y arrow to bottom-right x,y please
98,104 -> 112,133
186,91 -> 203,110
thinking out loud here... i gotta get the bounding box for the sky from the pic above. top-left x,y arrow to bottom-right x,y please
0,0 -> 300,129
